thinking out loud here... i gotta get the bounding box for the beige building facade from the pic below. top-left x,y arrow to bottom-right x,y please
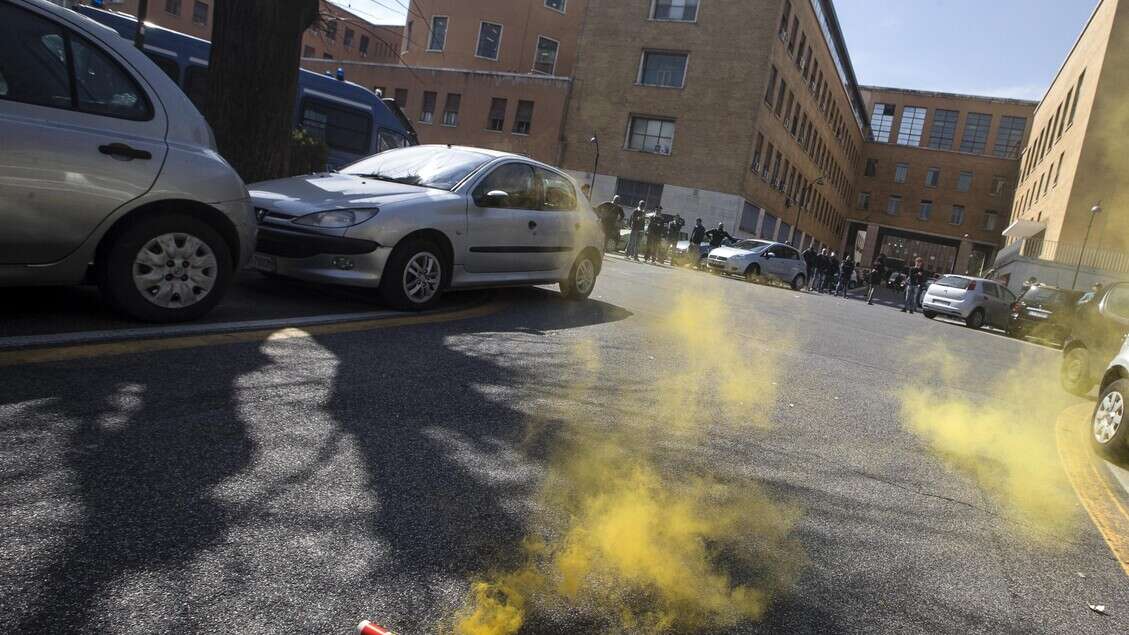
995,0 -> 1129,290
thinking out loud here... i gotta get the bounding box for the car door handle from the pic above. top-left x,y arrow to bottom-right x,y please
99,143 -> 152,161
528,220 -> 537,230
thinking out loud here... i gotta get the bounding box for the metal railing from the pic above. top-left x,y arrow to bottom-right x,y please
998,236 -> 1129,273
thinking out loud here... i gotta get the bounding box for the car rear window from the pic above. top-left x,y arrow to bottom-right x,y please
934,276 -> 969,288
1022,287 -> 1064,305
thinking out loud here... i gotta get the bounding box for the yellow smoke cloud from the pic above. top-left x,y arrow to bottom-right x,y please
452,290 -> 802,633
898,342 -> 1078,542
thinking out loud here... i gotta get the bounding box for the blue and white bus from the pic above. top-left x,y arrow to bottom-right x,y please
75,5 -> 417,169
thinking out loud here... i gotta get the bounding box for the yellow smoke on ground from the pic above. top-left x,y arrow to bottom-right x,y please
452,290 -> 802,633
898,342 -> 1078,542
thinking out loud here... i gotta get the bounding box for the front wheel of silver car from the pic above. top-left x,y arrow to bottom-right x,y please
1091,378 -> 1129,459
560,253 -> 598,301
99,213 -> 232,323
381,238 -> 447,310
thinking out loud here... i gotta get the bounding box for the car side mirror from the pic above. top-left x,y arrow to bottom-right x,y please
478,190 -> 510,207
764,252 -> 775,259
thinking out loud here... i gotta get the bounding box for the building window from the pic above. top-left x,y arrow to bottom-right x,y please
778,1 -> 791,40
775,80 -> 786,116
440,93 -> 461,126
325,19 -> 337,41
1069,70 -> 1085,125
885,195 -> 902,216
393,88 -> 408,108
165,0 -> 180,15
343,27 -> 355,48
983,210 -> 998,231
359,36 -> 370,57
894,163 -> 908,183
403,21 -> 412,52
927,109 -> 958,150
534,36 -> 560,74
925,167 -> 940,187
419,91 -> 436,124
857,191 -> 870,210
428,16 -> 448,51
950,205 -> 965,225
476,21 -> 503,60
959,112 -> 991,153
787,16 -> 798,54
192,0 -> 208,25
545,0 -> 566,12
896,106 -> 927,146
870,103 -> 894,143
751,132 -> 764,172
992,115 -> 1026,158
616,177 -> 664,209
764,65 -> 778,105
652,0 -> 698,21
639,51 -> 687,88
513,100 -> 534,134
302,45 -> 315,57
990,176 -> 1006,197
487,97 -> 507,131
627,116 -> 675,155
956,170 -> 973,192
1053,152 -> 1065,186
322,52 -> 333,60
918,200 -> 932,221
864,158 -> 877,176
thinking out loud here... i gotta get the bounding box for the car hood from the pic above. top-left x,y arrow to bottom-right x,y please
709,246 -> 758,258
249,172 -> 437,216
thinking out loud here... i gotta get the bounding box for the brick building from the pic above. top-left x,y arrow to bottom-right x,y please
849,87 -> 1036,276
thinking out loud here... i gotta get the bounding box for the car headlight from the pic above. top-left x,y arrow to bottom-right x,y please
293,208 -> 379,228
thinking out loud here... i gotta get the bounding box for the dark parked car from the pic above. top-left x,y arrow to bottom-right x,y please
1007,284 -> 1084,344
1060,282 -> 1129,396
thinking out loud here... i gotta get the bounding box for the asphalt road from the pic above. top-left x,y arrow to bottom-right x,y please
2,257 -> 1127,633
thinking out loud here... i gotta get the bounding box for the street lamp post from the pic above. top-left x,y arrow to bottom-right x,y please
1071,202 -> 1102,290
588,134 -> 599,200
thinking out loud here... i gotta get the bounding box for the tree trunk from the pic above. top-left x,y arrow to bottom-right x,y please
204,0 -> 319,184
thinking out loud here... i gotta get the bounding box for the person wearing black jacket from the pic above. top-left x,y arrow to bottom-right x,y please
823,251 -> 840,293
705,223 -> 734,248
663,214 -> 685,264
689,218 -> 706,268
836,256 -> 855,298
902,257 -> 926,314
595,195 -> 625,251
644,212 -> 665,263
867,253 -> 887,305
626,202 -> 646,260
802,245 -> 817,290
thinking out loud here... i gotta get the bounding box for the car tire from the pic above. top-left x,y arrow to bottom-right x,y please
98,213 -> 232,323
965,308 -> 985,329
922,310 -> 937,319
380,238 -> 446,311
744,264 -> 761,282
1061,347 -> 1093,397
560,252 -> 599,301
1091,378 -> 1128,460
791,273 -> 806,291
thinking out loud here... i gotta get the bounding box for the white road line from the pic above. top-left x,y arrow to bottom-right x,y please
0,310 -> 402,351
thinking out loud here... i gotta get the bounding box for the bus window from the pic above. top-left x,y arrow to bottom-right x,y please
183,65 -> 208,110
377,129 -> 408,152
144,52 -> 180,84
300,97 -> 372,155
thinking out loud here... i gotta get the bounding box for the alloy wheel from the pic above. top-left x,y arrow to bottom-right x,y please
575,258 -> 596,295
403,251 -> 442,304
1094,390 -> 1124,445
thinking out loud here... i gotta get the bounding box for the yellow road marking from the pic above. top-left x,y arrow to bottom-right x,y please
0,300 -> 506,367
1055,403 -> 1129,576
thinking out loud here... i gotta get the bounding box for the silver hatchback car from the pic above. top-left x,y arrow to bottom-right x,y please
0,0 -> 255,322
249,145 -> 605,309
921,275 -> 1017,329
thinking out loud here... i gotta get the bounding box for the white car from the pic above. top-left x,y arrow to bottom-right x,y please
0,0 -> 255,322
1092,336 -> 1129,459
249,145 -> 605,309
706,240 -> 807,289
921,275 -> 1017,330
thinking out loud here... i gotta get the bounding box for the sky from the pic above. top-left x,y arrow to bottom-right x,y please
334,0 -> 1098,102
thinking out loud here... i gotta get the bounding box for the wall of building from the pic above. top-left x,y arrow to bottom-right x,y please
401,0 -> 585,77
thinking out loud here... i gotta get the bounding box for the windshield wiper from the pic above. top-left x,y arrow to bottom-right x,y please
353,173 -> 422,185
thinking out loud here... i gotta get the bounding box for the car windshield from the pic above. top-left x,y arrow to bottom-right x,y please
934,275 -> 970,288
1022,287 -> 1065,305
342,146 -> 492,190
735,240 -> 770,252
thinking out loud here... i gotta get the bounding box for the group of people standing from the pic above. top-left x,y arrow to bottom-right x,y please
596,196 -> 686,264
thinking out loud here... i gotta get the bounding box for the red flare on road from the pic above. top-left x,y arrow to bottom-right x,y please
357,620 -> 395,635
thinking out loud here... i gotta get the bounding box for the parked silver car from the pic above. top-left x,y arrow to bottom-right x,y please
706,240 -> 807,289
249,145 -> 605,309
0,0 -> 255,322
921,275 -> 1017,329
1093,335 -> 1129,459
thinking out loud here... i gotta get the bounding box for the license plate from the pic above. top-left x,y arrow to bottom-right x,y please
1026,309 -> 1049,319
934,299 -> 950,305
253,253 -> 276,272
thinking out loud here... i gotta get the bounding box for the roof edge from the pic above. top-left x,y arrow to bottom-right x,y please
858,85 -> 1040,107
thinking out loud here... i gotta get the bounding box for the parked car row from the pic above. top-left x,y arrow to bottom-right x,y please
0,0 -> 604,322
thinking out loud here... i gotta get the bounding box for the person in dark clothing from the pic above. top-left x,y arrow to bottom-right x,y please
801,245 -> 817,290
902,257 -> 926,314
813,249 -> 829,292
644,212 -> 666,263
836,256 -> 855,297
626,202 -> 646,260
689,218 -> 707,268
595,195 -> 625,252
822,252 -> 840,292
663,214 -> 685,265
705,223 -> 734,248
867,253 -> 887,305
